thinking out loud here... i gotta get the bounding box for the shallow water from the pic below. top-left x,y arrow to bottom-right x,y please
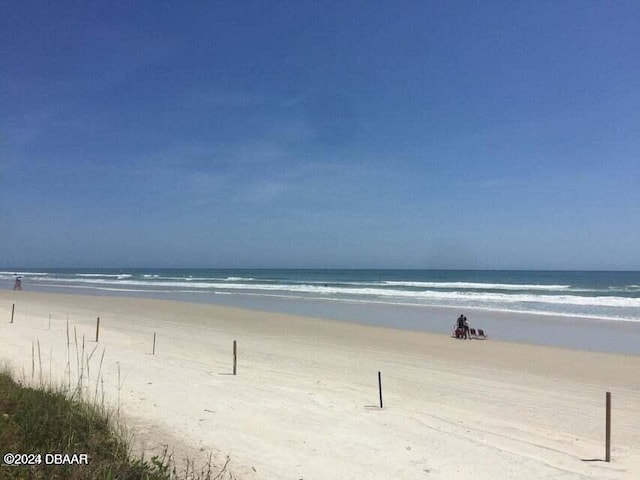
7,280 -> 640,355
3,269 -> 640,322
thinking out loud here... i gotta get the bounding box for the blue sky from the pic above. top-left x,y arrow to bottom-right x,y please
1,1 -> 639,269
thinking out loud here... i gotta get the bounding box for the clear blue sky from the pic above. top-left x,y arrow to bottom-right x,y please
1,1 -> 639,269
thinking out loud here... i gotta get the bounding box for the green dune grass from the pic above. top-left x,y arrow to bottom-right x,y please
0,369 -> 176,479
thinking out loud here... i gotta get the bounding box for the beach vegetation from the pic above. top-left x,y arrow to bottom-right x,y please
0,369 -> 176,479
0,352 -> 226,479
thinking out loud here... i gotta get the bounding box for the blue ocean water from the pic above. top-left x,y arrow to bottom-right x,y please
2,269 -> 640,322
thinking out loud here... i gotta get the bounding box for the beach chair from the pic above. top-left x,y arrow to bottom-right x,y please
469,328 -> 477,339
477,329 -> 487,339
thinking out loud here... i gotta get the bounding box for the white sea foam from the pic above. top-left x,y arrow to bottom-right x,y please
0,271 -> 49,277
77,274 -> 118,277
76,273 -> 132,279
208,291 -> 640,323
382,281 -> 571,290
26,276 -> 640,310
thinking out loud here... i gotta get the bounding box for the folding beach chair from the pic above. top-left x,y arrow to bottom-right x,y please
469,328 -> 477,339
477,329 -> 487,339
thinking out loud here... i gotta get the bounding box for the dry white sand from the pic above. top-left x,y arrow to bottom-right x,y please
1,291 -> 639,479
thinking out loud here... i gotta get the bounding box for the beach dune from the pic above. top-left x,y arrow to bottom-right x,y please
1,291 -> 639,479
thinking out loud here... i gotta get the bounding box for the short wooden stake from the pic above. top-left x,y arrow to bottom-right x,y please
605,391 -> 612,462
233,340 -> 237,375
10,303 -> 15,323
95,317 -> 100,342
152,332 -> 156,355
378,371 -> 383,409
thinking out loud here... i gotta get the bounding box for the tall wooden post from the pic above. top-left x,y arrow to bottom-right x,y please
152,332 -> 156,355
605,391 -> 612,462
378,371 -> 383,409
95,317 -> 100,342
10,303 -> 15,323
233,340 -> 237,375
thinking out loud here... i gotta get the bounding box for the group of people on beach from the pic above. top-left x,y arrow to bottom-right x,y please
453,314 -> 487,340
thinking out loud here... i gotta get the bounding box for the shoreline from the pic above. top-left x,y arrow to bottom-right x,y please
7,284 -> 640,355
2,290 -> 640,479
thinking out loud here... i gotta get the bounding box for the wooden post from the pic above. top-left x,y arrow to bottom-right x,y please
378,371 -> 383,409
233,340 -> 237,375
152,332 -> 156,355
95,317 -> 100,342
10,303 -> 15,323
606,391 -> 612,462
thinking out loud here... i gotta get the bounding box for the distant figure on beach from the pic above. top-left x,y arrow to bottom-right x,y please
463,316 -> 470,340
13,277 -> 22,290
455,314 -> 465,338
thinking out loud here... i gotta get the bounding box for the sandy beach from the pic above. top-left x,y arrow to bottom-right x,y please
1,290 -> 639,479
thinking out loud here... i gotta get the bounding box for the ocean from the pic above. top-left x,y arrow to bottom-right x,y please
3,269 -> 640,321
3,269 -> 640,353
